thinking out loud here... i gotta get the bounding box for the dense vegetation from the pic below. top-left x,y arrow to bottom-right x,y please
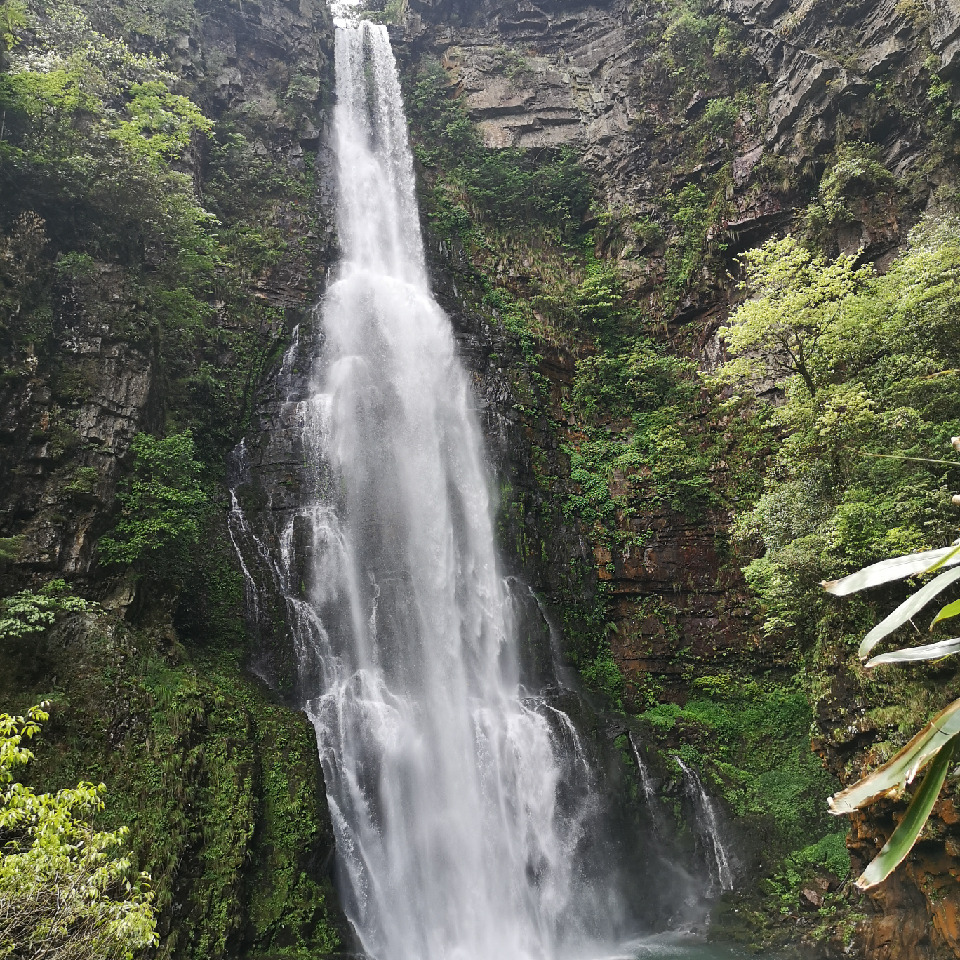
720,222 -> 960,644
714,218 -> 960,902
0,0 -> 324,465
0,704 -> 158,959
3,0 -> 960,952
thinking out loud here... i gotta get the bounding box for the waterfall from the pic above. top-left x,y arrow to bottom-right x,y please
628,732 -> 667,840
676,759 -> 735,894
232,11 -> 626,960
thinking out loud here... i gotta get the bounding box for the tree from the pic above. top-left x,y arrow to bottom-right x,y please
724,219 -> 960,639
716,236 -> 872,398
0,579 -> 90,641
98,430 -> 208,580
0,704 -> 157,959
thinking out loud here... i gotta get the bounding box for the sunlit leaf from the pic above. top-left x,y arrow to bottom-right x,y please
931,598 -> 960,629
865,637 -> 960,668
923,542 -> 960,575
822,543 -> 960,597
856,735 -> 956,890
858,567 -> 960,659
828,697 -> 960,814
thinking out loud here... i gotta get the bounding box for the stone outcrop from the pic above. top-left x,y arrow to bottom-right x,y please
3,0 -> 960,952
0,0 -> 335,591
405,0 -> 946,205
926,0 -> 960,72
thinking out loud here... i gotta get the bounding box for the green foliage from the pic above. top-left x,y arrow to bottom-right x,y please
491,44 -> 529,80
0,539 -> 22,566
110,80 -> 211,167
66,465 -> 101,496
580,645 -> 626,709
639,673 -> 844,930
700,96 -> 738,134
634,0 -> 751,96
1,1 -> 304,461
651,676 -> 840,849
805,144 -> 898,241
567,337 -> 716,520
572,338 -> 695,422
661,180 -> 726,303
717,235 -> 872,398
8,595 -> 344,960
723,219 -> 960,639
0,580 -> 91,641
361,0 -> 406,25
0,3 -> 210,254
821,527 -> 960,889
462,148 -> 592,233
631,0 -> 755,127
0,0 -> 25,52
633,214 -> 664,249
0,704 -> 157,959
571,259 -> 627,336
405,61 -> 593,238
639,701 -> 682,731
86,653 -> 341,960
99,431 -> 208,577
763,831 -> 851,915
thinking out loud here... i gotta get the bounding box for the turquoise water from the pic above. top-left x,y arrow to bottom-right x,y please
599,933 -> 778,959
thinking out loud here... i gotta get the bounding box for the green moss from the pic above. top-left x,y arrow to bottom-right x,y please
637,701 -> 681,731
3,594 -> 342,960
580,645 -> 626,709
638,672 -> 845,937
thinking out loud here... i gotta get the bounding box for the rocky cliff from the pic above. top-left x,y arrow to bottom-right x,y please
4,0 -> 960,956
0,0 -> 347,955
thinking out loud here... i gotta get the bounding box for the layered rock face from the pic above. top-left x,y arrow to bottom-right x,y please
4,0 -> 960,953
404,0 -> 950,237
0,0 -> 335,590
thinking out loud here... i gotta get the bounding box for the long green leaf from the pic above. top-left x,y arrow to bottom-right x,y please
856,735 -> 957,890
828,697 -> 960,814
822,543 -> 960,597
865,637 -> 960,668
924,543 -> 960,575
858,566 -> 960,659
931,598 -> 960,629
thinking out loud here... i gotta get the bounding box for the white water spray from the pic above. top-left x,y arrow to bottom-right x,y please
232,13 -> 625,960
676,759 -> 735,894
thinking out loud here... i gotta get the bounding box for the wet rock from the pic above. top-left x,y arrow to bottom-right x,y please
928,0 -> 960,72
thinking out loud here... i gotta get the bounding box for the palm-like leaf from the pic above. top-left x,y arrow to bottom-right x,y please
865,637 -> 960,668
931,598 -> 960,629
857,567 -> 960,659
855,735 -> 957,890
828,697 -> 960,814
822,543 -> 960,597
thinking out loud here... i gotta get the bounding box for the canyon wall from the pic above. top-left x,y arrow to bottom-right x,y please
4,0 -> 960,956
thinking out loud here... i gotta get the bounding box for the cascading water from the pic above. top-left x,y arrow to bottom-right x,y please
676,759 -> 735,895
232,10 -> 628,960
